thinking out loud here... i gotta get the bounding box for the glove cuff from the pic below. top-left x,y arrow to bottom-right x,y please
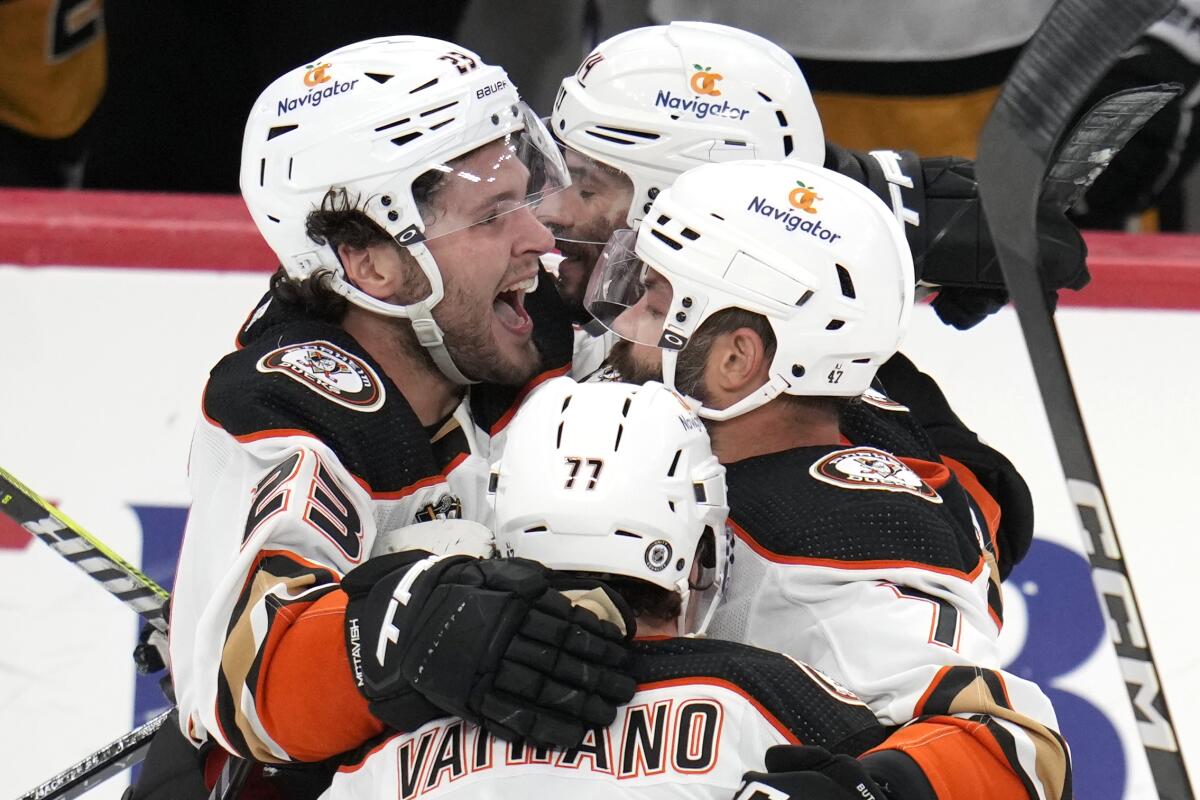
860,749 -> 938,800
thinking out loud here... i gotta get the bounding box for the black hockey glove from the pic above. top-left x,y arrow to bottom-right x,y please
342,552 -> 636,748
826,143 -> 1089,330
735,745 -> 936,800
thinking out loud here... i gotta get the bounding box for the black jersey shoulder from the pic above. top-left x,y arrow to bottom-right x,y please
204,320 -> 443,492
726,446 -> 985,575
631,637 -> 886,756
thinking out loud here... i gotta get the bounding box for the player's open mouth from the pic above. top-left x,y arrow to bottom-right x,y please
493,274 -> 537,335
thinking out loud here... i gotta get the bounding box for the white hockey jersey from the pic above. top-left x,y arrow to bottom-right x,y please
321,636 -> 886,800
709,443 -> 1071,800
169,313 -> 556,764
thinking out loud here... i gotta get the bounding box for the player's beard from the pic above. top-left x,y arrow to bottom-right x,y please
606,340 -> 663,385
552,215 -> 620,320
391,283 -> 541,386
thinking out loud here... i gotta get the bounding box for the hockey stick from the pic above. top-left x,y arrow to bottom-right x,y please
1041,84 -> 1181,211
0,465 -> 169,632
17,709 -> 171,800
976,0 -> 1193,797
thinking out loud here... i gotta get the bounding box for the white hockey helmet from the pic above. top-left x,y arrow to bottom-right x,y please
585,159 -> 914,420
551,21 -> 824,230
491,377 -> 729,636
240,36 -> 569,383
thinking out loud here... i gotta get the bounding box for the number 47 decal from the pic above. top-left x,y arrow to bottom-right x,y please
564,457 -> 604,489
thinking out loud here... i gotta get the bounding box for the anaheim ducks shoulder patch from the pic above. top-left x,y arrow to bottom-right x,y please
860,387 -> 910,413
256,340 -> 385,412
810,447 -> 941,503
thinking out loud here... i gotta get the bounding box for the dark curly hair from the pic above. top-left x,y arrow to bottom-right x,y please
270,165 -> 451,321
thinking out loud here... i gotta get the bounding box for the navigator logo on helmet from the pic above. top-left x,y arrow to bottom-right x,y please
490,377 -> 730,637
552,21 -> 824,231
584,159 -> 914,422
240,36 -> 569,384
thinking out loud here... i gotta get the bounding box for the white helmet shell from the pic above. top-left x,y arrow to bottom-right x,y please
552,21 -> 825,228
491,377 -> 729,636
240,37 -> 567,382
585,159 -> 914,420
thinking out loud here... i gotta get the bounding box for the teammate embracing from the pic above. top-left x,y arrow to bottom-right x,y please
158,35 -> 634,798
586,158 -> 1072,800
322,377 -> 889,800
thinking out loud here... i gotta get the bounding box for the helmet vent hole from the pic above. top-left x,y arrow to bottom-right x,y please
420,101 -> 458,117
757,91 -> 774,102
594,124 -> 660,141
621,397 -> 631,417
266,124 -> 298,141
836,264 -> 856,298
429,119 -> 453,131
556,421 -> 564,448
554,87 -> 566,110
710,213 -> 725,221
287,158 -> 293,180
562,395 -> 572,411
615,529 -> 643,539
852,357 -> 872,364
258,158 -> 266,187
724,140 -> 746,146
488,472 -> 499,492
408,77 -> 438,93
796,289 -> 814,307
782,135 -> 794,156
524,525 -> 547,533
656,215 -> 670,225
826,319 -> 845,331
375,117 -> 412,133
680,228 -> 700,241
614,423 -> 624,451
667,449 -> 682,477
775,111 -> 788,128
365,72 -> 394,85
266,215 -> 280,223
585,129 -> 641,146
693,483 -> 707,503
668,500 -> 676,512
651,230 -> 683,251
670,114 -> 680,121
391,131 -> 424,147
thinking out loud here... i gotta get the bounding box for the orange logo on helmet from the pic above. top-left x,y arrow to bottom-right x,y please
788,181 -> 821,214
689,64 -> 723,96
304,62 -> 332,87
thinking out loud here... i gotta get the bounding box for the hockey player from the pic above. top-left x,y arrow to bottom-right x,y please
586,159 -> 1071,800
542,20 -> 1044,579
165,35 -> 637,793
320,377 -> 889,800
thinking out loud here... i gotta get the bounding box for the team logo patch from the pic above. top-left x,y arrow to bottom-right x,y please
257,341 -> 385,412
645,539 -> 673,572
810,447 -> 941,503
788,657 -> 866,707
860,387 -> 910,412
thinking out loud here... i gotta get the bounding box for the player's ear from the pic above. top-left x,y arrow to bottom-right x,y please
708,327 -> 770,397
339,242 -> 403,301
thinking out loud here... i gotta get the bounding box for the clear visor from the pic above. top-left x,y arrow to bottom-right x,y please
584,228 -> 682,349
546,145 -> 637,247
406,103 -> 570,245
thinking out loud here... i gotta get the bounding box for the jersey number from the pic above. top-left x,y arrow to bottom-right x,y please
244,453 -> 303,543
564,457 -> 604,489
881,582 -> 962,650
304,457 -> 364,563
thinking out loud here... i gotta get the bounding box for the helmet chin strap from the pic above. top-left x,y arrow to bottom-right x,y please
335,242 -> 478,386
660,349 -> 786,422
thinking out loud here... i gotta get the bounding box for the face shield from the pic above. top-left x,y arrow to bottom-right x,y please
584,228 -> 687,350
401,103 -> 570,246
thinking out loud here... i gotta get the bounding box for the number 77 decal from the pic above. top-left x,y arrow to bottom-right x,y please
879,581 -> 962,650
564,457 -> 604,489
